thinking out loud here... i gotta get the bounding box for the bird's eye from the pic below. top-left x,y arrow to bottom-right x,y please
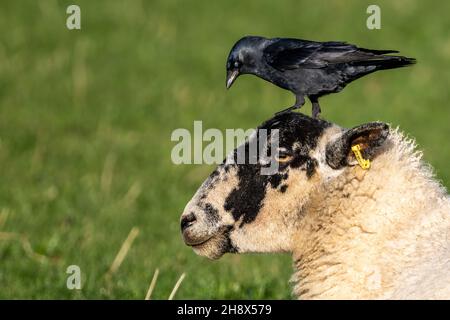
275,150 -> 293,163
234,61 -> 240,68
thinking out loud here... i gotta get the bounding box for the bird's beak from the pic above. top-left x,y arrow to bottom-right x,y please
226,69 -> 239,89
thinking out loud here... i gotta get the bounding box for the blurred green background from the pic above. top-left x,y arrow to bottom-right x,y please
0,0 -> 449,299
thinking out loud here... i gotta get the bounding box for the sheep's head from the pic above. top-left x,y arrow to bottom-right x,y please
180,112 -> 389,259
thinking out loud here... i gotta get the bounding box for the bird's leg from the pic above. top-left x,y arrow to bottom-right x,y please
312,102 -> 321,119
275,95 -> 305,115
310,96 -> 322,119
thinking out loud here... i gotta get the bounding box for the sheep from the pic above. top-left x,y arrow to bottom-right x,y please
180,111 -> 450,299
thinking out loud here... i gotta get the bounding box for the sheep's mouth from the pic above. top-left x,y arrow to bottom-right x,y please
182,227 -> 217,247
185,236 -> 213,247
182,225 -> 225,248
191,234 -> 230,260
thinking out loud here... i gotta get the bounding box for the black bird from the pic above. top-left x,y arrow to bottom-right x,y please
226,36 -> 416,118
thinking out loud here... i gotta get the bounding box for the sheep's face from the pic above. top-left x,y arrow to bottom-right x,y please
180,112 -> 389,260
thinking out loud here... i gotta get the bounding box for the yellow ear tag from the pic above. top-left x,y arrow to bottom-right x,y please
351,144 -> 371,170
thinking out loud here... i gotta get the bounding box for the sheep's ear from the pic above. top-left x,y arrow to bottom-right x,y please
326,122 -> 389,169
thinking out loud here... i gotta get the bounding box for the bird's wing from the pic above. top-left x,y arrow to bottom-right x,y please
263,38 -> 399,71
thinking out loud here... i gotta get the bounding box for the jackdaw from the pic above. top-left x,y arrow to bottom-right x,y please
226,36 -> 415,118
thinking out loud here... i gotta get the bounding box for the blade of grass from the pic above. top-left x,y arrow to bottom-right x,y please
168,273 -> 186,300
145,268 -> 159,300
0,232 -> 48,263
106,226 -> 140,278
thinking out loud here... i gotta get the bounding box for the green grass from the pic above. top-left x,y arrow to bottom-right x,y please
0,0 -> 449,299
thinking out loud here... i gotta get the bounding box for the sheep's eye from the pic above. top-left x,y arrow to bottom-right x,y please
275,151 -> 293,163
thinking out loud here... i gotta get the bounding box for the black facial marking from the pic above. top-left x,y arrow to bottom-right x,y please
290,154 -> 310,169
200,168 -> 221,199
306,158 -> 318,178
204,203 -> 219,223
215,225 -> 238,255
269,172 -> 288,188
224,164 -> 268,226
223,226 -> 238,253
280,184 -> 288,193
209,168 -> 220,179
223,112 -> 330,226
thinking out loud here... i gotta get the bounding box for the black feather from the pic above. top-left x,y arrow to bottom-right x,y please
225,36 -> 416,118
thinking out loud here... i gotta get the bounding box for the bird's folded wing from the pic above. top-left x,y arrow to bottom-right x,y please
263,38 -> 399,71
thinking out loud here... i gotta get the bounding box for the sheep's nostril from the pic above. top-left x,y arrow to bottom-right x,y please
181,212 -> 197,231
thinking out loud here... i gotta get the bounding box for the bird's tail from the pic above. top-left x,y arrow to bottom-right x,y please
353,55 -> 416,71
